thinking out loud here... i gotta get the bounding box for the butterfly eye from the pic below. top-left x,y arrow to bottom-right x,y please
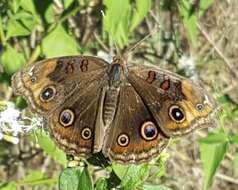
81,127 -> 92,140
40,86 -> 56,102
117,134 -> 129,147
59,109 -> 75,127
141,121 -> 158,141
169,105 -> 185,123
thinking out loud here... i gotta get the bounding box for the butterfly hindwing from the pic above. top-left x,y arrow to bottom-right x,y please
103,81 -> 169,164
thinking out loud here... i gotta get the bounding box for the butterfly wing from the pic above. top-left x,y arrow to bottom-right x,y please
12,56 -> 109,157
103,81 -> 169,164
12,56 -> 108,115
127,63 -> 218,137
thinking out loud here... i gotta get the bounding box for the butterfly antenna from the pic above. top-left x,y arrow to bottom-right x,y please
125,28 -> 157,55
127,33 -> 151,53
114,42 -> 123,59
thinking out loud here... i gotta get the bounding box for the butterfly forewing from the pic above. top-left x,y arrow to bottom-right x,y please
127,64 -> 218,137
12,56 -> 109,157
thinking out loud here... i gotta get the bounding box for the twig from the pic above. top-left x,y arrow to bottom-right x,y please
93,32 -> 110,53
216,173 -> 238,185
197,23 -> 238,79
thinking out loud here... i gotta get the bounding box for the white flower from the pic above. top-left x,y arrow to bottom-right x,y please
0,101 -> 43,144
178,55 -> 198,81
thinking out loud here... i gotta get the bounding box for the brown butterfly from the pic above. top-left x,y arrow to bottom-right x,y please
11,55 -> 218,164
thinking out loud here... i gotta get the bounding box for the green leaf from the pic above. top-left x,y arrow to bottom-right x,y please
199,132 -> 228,144
0,17 -> 6,45
112,164 -> 150,190
59,168 -> 81,190
149,152 -> 169,179
21,171 -> 45,183
64,0 -> 75,9
44,4 -> 55,24
199,132 -> 228,190
6,9 -> 36,38
199,0 -> 214,16
0,72 -> 11,84
218,95 -> 238,123
30,131 -> 67,166
112,164 -> 128,178
1,44 -> 26,74
178,0 -> 214,46
183,14 -> 198,46
78,168 -> 93,190
95,178 -> 108,190
15,96 -> 27,109
103,0 -> 131,48
42,25 -> 80,57
32,0 -> 55,24
230,135 -> 238,144
17,170 -> 57,187
59,167 -> 93,190
14,10 -> 35,31
0,182 -> 17,190
130,0 -> 152,32
178,0 -> 198,46
6,18 -> 31,38
143,184 -> 172,190
20,0 -> 37,15
11,0 -> 21,13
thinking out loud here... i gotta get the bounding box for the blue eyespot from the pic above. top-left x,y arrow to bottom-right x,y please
141,121 -> 158,141
144,125 -> 156,137
59,109 -> 75,127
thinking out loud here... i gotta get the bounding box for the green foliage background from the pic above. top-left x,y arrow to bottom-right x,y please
0,0 -> 238,190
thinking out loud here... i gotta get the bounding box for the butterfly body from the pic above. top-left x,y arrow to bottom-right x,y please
103,62 -> 122,127
12,55 -> 218,164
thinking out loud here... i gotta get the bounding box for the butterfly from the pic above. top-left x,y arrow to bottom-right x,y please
11,55 -> 218,164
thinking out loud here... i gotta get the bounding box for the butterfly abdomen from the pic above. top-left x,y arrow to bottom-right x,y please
103,87 -> 120,126
102,63 -> 123,126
